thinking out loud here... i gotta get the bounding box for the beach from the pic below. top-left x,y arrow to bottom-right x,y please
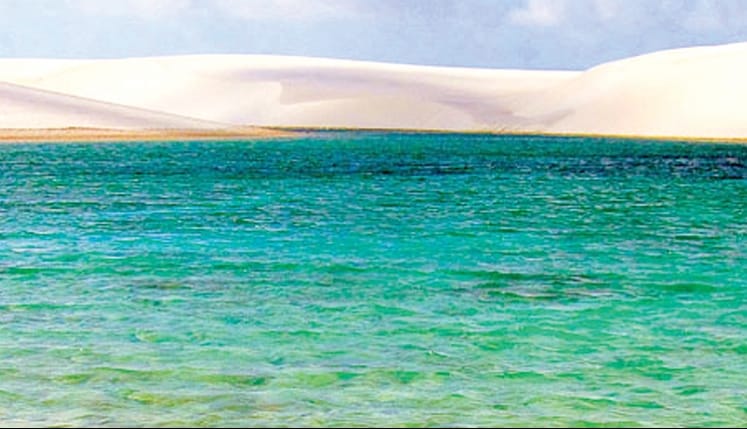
0,127 -> 289,143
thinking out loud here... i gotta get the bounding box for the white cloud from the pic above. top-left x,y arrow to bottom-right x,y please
64,0 -> 361,21
67,0 -> 192,19
6,0 -> 747,69
214,0 -> 360,21
591,0 -> 621,20
508,0 -> 567,27
679,0 -> 747,32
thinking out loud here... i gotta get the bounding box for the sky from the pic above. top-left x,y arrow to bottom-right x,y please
1,0 -> 747,69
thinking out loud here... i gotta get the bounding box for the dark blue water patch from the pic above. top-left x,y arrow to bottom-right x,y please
2,134 -> 747,181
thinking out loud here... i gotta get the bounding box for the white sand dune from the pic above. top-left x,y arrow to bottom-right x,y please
2,41 -> 747,138
0,56 -> 574,130
0,81 -> 226,129
510,42 -> 747,137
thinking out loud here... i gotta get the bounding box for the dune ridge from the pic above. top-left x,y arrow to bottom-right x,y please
2,42 -> 747,139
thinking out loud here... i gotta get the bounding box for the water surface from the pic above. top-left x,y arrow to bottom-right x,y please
1,133 -> 746,426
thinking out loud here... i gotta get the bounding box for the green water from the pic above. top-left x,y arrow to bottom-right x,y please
0,133 -> 745,427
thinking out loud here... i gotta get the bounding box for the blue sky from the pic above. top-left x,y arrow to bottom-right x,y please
1,0 -> 747,69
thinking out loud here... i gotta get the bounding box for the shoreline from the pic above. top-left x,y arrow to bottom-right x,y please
271,126 -> 747,145
1,126 -> 746,145
0,127 -> 294,143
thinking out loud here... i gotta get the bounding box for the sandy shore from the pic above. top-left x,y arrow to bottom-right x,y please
0,127 -> 292,143
5,126 -> 745,145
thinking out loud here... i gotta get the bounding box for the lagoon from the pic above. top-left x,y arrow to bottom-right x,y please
1,133 -> 745,426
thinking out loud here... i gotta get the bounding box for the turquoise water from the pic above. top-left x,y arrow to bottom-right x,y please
1,133 -> 746,427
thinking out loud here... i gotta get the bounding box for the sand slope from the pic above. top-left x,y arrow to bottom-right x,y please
2,42 -> 747,138
0,81 -> 226,129
0,56 -> 574,130
512,42 -> 747,137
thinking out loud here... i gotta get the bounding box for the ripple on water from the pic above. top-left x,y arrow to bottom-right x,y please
0,134 -> 746,426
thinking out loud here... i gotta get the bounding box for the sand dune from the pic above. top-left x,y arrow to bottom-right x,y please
511,42 -> 747,137
0,56 -> 574,130
0,81 -> 226,129
2,42 -> 747,138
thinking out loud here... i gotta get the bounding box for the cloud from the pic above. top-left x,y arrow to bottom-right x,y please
507,0 -> 627,27
678,0 -> 747,32
67,0 -> 192,19
591,0 -> 620,20
5,0 -> 747,69
65,0 -> 362,21
214,0 -> 362,21
508,0 -> 566,26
